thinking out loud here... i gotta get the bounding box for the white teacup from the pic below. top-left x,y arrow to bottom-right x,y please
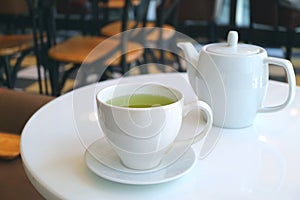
96,83 -> 213,170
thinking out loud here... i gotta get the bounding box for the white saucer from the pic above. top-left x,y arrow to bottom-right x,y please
84,138 -> 197,185
85,137 -> 195,174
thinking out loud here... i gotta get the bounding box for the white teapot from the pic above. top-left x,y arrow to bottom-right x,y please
177,31 -> 296,128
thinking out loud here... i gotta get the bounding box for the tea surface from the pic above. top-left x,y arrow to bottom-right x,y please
107,94 -> 176,108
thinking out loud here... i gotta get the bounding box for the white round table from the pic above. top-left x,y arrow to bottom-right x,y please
21,73 -> 300,199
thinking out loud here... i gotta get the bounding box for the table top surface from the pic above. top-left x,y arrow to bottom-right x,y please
21,73 -> 300,200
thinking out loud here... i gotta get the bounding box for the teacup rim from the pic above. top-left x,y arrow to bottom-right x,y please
96,83 -> 183,110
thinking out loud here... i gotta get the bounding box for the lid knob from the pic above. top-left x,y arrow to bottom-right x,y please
227,31 -> 238,47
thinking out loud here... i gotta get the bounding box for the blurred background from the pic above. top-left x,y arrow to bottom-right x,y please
1,0 -> 300,96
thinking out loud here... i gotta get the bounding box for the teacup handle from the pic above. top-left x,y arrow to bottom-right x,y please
183,101 -> 213,143
259,57 -> 296,113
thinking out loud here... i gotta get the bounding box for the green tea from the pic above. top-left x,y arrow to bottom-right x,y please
107,94 -> 176,108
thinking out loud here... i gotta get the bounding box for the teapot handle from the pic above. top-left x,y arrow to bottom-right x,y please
258,57 -> 296,113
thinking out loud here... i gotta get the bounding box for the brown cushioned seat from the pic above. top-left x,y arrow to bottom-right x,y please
0,88 -> 54,199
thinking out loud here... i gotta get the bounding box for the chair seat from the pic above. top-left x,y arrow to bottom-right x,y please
99,0 -> 140,9
101,21 -> 175,41
0,34 -> 34,56
48,36 -> 144,65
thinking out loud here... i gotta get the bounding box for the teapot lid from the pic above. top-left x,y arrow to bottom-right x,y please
206,31 -> 261,55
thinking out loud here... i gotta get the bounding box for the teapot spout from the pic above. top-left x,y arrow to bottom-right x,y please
177,42 -> 199,69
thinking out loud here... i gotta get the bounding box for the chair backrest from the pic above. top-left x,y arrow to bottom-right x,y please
176,0 -> 217,42
250,0 -> 279,27
177,0 -> 215,22
156,0 -> 181,27
119,0 -> 150,71
54,0 -> 93,34
0,0 -> 30,33
27,0 -> 56,47
0,0 -> 28,15
124,0 -> 150,29
26,0 -> 56,95
248,0 -> 283,48
55,0 -> 90,15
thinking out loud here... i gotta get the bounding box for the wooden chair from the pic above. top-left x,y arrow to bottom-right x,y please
98,0 -> 140,25
0,87 -> 53,199
0,0 -> 30,33
55,0 -> 93,35
100,0 -> 182,70
249,0 -> 281,47
0,0 -> 36,89
99,0 -> 140,9
278,5 -> 300,60
0,35 -> 34,88
28,0 -> 144,96
249,0 -> 300,60
100,0 -> 179,42
100,0 -> 150,37
0,87 -> 54,158
176,0 -> 217,43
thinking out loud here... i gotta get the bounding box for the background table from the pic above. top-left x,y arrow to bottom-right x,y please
21,73 -> 300,199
